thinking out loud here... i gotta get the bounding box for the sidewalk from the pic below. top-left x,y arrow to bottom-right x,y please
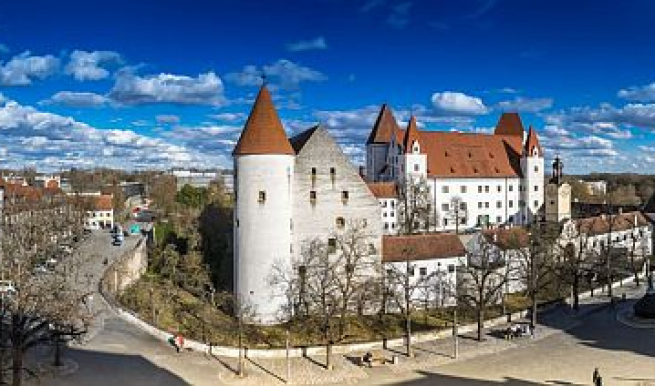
210,282 -> 646,385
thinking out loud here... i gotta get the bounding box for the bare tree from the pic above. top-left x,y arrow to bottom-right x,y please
557,220 -> 597,311
0,187 -> 93,386
448,196 -> 467,235
457,234 -> 509,341
397,177 -> 432,234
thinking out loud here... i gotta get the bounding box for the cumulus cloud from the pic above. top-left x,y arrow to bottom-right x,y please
0,51 -> 60,86
286,37 -> 328,52
431,91 -> 489,116
108,70 -> 224,105
44,91 -> 109,107
618,82 -> 655,102
496,96 -> 553,113
226,59 -> 327,90
65,50 -> 122,81
209,112 -> 246,122
0,98 -> 229,169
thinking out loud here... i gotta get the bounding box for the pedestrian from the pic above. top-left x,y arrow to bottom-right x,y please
593,368 -> 601,386
176,334 -> 185,353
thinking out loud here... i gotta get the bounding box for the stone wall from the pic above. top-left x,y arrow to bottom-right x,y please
100,237 -> 147,302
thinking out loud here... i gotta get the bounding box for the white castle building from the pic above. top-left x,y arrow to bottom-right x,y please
366,105 -> 544,233
232,85 -> 553,324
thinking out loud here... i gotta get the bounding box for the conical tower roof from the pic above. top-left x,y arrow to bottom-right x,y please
403,116 -> 421,154
366,104 -> 401,145
524,126 -> 542,156
232,85 -> 294,156
494,112 -> 525,137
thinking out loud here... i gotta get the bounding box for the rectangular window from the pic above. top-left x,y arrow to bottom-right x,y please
478,186 -> 483,193
460,186 -> 466,194
519,200 -> 525,207
328,238 -> 336,253
478,202 -> 482,209
534,200 -> 539,207
310,190 -> 317,204
460,202 -> 467,210
460,217 -> 466,225
497,201 -> 502,209
443,218 -> 448,226
258,191 -> 266,203
509,200 -> 514,208
419,267 -> 427,276
442,186 -> 449,193
414,164 -> 419,172
485,186 -> 490,193
448,264 -> 455,273
509,185 -> 514,192
485,202 -> 489,208
391,201 -> 395,208
408,266 -> 415,276
442,203 -> 449,211
497,216 -> 502,223
384,223 -> 389,230
534,185 -> 539,192
341,190 -> 349,203
330,167 -> 336,185
382,201 -> 387,207
497,186 -> 502,193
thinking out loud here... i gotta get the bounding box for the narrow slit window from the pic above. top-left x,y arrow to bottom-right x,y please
258,191 -> 266,203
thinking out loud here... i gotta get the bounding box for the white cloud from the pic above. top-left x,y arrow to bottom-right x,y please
209,112 -> 246,122
431,91 -> 489,116
156,115 -> 180,124
109,70 -> 224,105
286,37 -> 328,52
618,82 -> 655,102
0,51 -> 60,86
0,98 -> 229,169
226,59 -> 327,90
65,50 -> 122,81
496,96 -> 553,113
45,91 -> 109,107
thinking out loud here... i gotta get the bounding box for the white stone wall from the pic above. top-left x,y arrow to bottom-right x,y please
86,210 -> 114,229
520,152 -> 545,223
386,256 -> 461,308
234,154 -> 294,324
428,177 -> 523,231
379,197 -> 399,234
293,128 -> 382,262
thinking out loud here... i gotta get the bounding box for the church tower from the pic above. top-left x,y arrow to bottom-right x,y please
365,104 -> 401,182
545,156 -> 571,223
233,84 -> 295,324
520,126 -> 545,224
401,116 -> 427,182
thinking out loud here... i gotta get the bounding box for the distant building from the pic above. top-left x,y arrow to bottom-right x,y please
75,192 -> 114,230
580,180 -> 607,196
171,170 -> 218,191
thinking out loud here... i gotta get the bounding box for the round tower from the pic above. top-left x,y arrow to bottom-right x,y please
233,85 -> 295,324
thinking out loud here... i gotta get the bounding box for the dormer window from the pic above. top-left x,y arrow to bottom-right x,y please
468,152 -> 472,158
445,151 -> 449,157
489,153 -> 494,158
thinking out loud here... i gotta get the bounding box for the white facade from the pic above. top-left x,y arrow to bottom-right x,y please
386,256 -> 461,308
520,146 -> 545,224
234,154 -> 294,323
85,210 -> 114,230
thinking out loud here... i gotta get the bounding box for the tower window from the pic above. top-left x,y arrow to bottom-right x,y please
336,217 -> 345,228
328,238 -> 337,253
534,200 -> 539,207
414,164 -> 419,172
258,191 -> 266,203
311,167 -> 317,187
534,166 -> 539,173
342,190 -> 349,203
534,185 -> 539,192
497,186 -> 501,192
310,190 -> 317,204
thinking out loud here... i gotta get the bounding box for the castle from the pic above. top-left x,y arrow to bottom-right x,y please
232,84 -> 550,323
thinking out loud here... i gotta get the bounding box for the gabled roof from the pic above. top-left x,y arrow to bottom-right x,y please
574,211 -> 650,235
366,104 -> 401,145
367,182 -> 398,199
494,112 -> 525,137
524,126 -> 542,156
289,125 -> 319,153
232,85 -> 294,156
403,116 -> 422,154
383,233 -> 466,263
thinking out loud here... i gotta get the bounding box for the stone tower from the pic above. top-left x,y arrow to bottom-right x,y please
233,84 -> 295,324
520,126 -> 545,224
545,156 -> 571,223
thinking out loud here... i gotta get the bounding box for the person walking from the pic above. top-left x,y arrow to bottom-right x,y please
593,368 -> 602,386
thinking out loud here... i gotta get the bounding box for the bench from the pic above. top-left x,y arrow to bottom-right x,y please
359,351 -> 386,367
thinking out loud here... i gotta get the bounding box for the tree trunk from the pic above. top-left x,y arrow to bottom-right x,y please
326,341 -> 332,370
405,312 -> 413,357
11,347 -> 22,386
573,274 -> 580,311
530,294 -> 538,329
477,307 -> 484,341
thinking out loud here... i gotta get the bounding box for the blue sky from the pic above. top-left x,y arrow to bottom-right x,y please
1,0 -> 655,172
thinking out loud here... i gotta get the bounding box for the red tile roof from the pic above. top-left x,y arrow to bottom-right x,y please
366,104 -> 401,145
93,194 -> 114,211
403,116 -> 421,154
524,126 -> 542,156
483,227 -> 530,250
494,112 -> 525,137
367,182 -> 398,198
574,211 -> 650,235
383,233 -> 466,263
233,85 -> 294,156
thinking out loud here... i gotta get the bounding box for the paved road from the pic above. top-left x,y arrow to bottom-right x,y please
29,231 -> 221,386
